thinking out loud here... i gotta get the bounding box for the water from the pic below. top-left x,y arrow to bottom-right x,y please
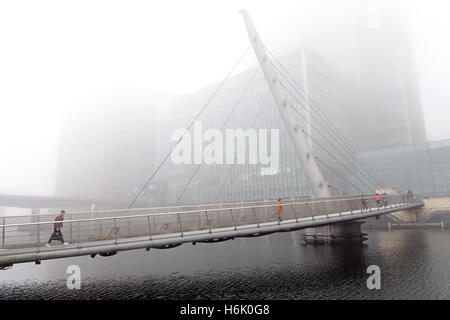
1,229 -> 449,299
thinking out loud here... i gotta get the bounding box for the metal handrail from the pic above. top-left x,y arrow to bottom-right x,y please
0,194 -> 399,219
0,199 -> 424,256
0,195 -> 410,228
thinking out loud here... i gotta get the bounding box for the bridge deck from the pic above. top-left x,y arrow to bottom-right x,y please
0,195 -> 423,268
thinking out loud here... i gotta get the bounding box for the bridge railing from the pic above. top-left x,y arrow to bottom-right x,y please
0,194 -> 421,251
0,194 -> 388,223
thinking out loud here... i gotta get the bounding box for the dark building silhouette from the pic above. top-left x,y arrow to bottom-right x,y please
353,0 -> 426,150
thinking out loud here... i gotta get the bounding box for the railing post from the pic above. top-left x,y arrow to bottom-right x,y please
2,216 -> 5,247
37,215 -> 40,247
306,203 -> 314,220
321,202 -> 329,219
205,211 -> 212,234
78,221 -> 81,247
229,209 -> 237,230
114,218 -> 118,244
69,214 -> 73,243
147,215 -> 152,240
252,207 -> 260,228
127,210 -> 130,237
178,213 -> 183,237
290,204 -> 299,223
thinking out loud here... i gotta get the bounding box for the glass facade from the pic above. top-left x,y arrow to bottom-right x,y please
155,49 -> 360,206
353,139 -> 450,196
56,49 -> 363,207
55,46 -> 430,209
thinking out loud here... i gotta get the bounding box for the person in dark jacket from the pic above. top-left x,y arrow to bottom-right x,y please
361,195 -> 368,210
406,189 -> 414,203
382,192 -> 389,207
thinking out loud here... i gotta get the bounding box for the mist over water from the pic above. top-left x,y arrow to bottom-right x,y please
1,229 -> 449,299
1,0 -> 450,198
1,0 -> 450,303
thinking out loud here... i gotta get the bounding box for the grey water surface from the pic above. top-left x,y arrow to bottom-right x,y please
1,229 -> 449,299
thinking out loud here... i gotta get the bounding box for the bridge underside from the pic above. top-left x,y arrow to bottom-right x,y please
0,202 -> 422,268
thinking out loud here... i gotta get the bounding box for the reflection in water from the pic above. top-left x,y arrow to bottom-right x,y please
0,229 -> 449,299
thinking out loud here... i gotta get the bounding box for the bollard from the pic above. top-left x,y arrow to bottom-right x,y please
388,222 -> 391,230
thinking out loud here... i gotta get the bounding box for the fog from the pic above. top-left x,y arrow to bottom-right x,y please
0,0 -> 449,199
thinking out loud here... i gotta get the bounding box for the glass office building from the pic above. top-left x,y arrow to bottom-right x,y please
54,1 -> 430,208
55,49 -> 361,208
353,139 -> 450,196
152,49 -> 360,206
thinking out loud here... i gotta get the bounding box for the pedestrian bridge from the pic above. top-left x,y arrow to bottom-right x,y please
0,195 -> 423,269
0,11 -> 426,269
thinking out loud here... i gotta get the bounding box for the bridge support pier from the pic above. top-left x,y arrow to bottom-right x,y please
301,221 -> 367,245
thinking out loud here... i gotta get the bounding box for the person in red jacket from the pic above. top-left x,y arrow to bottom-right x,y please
46,210 -> 69,247
275,199 -> 283,222
375,193 -> 381,207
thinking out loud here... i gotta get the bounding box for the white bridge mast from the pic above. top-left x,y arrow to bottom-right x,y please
240,10 -> 331,198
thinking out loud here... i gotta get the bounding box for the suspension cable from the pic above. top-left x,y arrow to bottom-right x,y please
265,46 -> 386,188
273,61 -> 382,189
281,83 -> 379,192
286,97 -> 374,193
174,68 -> 260,205
127,46 -> 251,209
278,79 -> 378,193
213,85 -> 267,203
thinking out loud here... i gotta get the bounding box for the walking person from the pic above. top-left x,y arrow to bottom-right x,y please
361,195 -> 368,211
275,199 -> 283,222
46,210 -> 69,247
401,191 -> 406,203
406,189 -> 414,203
382,192 -> 388,207
375,193 -> 381,208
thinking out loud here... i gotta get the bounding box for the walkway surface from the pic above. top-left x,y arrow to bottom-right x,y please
0,195 -> 423,267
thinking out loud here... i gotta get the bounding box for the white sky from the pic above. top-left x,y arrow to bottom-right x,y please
0,0 -> 449,196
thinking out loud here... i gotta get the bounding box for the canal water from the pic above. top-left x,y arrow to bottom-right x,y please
0,229 -> 449,299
